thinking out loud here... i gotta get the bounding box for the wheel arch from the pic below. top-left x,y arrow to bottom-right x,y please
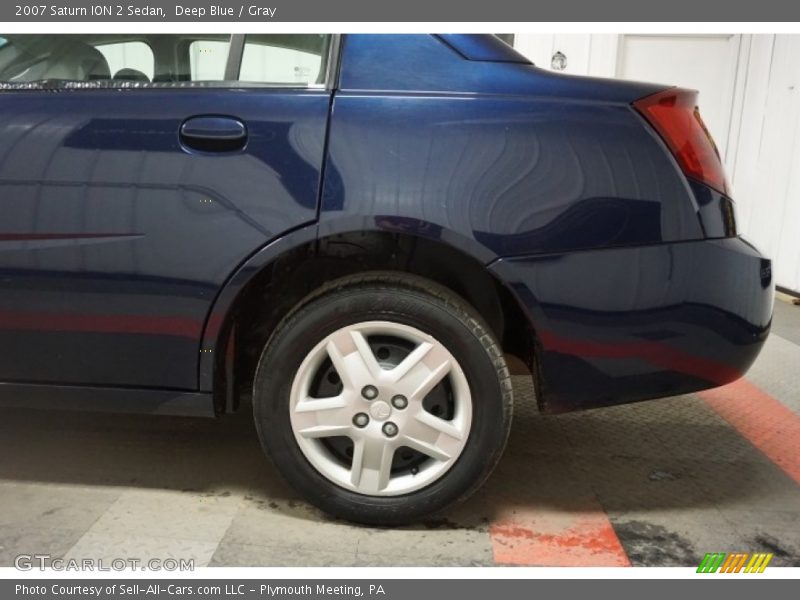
200,225 -> 539,415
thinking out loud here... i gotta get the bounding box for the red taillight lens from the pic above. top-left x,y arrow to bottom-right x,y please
633,88 -> 730,196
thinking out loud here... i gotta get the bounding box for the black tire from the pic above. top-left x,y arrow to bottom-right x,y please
252,272 -> 513,525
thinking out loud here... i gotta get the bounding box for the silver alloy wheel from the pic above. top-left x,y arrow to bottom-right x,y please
289,320 -> 473,496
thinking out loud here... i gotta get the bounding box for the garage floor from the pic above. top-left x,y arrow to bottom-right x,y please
1,298 -> 799,568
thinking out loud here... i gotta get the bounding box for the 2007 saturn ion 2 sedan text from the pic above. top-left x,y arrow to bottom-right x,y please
0,34 -> 772,524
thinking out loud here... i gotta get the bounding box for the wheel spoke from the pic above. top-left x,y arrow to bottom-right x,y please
393,342 -> 453,402
414,409 -> 466,440
401,409 -> 466,462
325,338 -> 353,387
294,395 -> 353,439
326,328 -> 382,390
349,329 -> 383,378
350,436 -> 395,493
387,340 -> 432,382
399,434 -> 452,462
408,358 -> 451,400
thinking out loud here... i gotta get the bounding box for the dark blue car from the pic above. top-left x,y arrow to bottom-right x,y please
0,34 -> 772,523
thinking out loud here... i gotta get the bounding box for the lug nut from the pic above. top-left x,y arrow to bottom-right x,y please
391,395 -> 408,409
382,422 -> 398,437
361,385 -> 379,400
353,413 -> 369,428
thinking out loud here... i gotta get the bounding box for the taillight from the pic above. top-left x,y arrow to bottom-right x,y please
633,88 -> 730,196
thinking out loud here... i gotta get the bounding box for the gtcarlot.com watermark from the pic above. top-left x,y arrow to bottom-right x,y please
14,554 -> 194,572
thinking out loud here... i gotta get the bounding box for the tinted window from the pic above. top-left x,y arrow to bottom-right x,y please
96,41 -> 154,81
189,39 -> 230,81
0,34 -> 332,87
240,34 -> 330,85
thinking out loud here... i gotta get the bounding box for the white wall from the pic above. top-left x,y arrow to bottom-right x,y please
513,34 -> 619,78
729,36 -> 800,296
513,33 -> 800,293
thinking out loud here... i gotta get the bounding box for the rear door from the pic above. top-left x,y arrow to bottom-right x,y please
0,33 -> 334,389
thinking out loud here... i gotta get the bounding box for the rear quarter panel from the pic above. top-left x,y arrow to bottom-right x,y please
321,34 -> 771,412
320,92 -> 703,258
321,34 -> 702,258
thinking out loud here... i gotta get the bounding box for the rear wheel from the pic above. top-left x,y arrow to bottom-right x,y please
252,274 -> 513,525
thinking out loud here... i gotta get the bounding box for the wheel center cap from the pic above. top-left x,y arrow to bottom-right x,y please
369,400 -> 392,421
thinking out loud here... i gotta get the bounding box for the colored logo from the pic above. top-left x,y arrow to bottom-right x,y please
697,552 -> 773,573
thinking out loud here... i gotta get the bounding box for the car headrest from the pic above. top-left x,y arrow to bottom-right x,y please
114,68 -> 150,83
41,42 -> 110,81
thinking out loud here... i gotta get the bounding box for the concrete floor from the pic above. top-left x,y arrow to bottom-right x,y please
1,299 -> 799,568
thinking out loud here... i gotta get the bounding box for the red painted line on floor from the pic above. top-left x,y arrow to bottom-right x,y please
699,378 -> 800,485
490,504 -> 630,566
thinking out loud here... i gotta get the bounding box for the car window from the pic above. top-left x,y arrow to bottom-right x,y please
189,39 -> 230,81
96,41 -> 154,81
0,34 -> 333,88
240,34 -> 330,85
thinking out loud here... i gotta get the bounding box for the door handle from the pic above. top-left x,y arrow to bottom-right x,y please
180,116 -> 247,152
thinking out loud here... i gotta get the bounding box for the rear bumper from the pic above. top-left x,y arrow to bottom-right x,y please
490,237 -> 773,413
